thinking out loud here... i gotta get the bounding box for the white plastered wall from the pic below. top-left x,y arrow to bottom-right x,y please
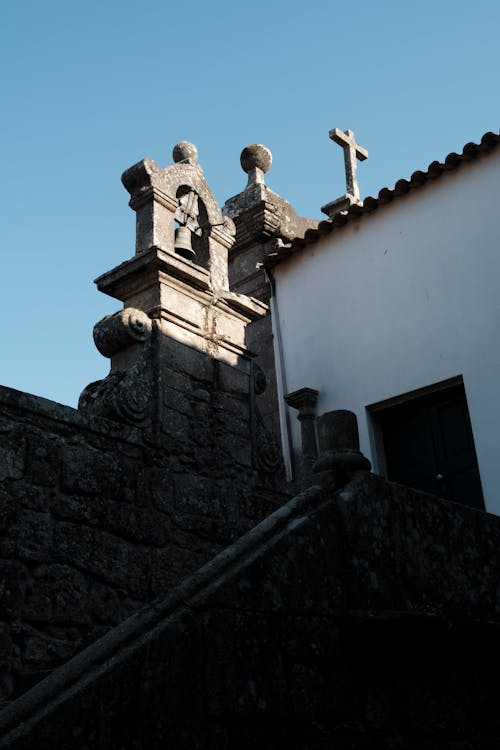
274,149 -> 500,514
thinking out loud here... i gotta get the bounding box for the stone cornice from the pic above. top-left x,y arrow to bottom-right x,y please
128,185 -> 178,212
153,305 -> 253,360
224,187 -> 318,252
95,246 -> 211,300
210,223 -> 235,250
95,246 -> 266,323
219,290 -> 268,321
285,387 -> 319,414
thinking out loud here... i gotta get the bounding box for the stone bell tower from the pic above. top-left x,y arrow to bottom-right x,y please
79,142 -> 285,499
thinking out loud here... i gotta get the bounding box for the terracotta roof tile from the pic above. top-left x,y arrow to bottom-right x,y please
265,130 -> 500,268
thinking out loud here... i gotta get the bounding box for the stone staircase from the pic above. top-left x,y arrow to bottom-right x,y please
1,471 -> 500,749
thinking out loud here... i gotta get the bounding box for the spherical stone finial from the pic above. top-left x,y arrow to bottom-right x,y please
173,141 -> 198,164
240,144 -> 272,175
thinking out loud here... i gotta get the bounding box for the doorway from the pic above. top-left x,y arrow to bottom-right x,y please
370,380 -> 484,510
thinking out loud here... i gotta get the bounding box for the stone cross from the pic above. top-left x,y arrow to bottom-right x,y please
330,128 -> 368,203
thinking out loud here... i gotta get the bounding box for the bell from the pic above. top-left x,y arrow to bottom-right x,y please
174,226 -> 196,261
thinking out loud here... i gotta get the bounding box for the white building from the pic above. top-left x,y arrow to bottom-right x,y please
268,131 -> 500,514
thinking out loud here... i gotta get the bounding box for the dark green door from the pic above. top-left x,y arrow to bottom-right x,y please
379,385 -> 485,510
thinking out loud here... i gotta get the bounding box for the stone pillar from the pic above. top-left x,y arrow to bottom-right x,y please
285,387 -> 319,486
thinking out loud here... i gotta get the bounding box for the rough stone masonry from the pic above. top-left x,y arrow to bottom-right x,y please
0,141 -> 289,703
2,408 -> 500,748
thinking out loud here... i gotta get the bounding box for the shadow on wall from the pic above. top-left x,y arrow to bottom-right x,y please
0,321 -> 288,704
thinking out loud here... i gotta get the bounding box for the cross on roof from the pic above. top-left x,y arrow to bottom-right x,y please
330,128 -> 368,203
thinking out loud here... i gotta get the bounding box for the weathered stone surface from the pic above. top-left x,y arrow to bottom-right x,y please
0,490 -> 16,532
174,474 -> 218,516
172,511 -> 236,546
161,337 -> 215,382
0,371 -> 286,700
313,410 -> 372,488
0,625 -> 13,703
149,545 -> 218,597
5,484 -> 55,514
78,352 -> 155,428
240,144 -> 272,179
26,438 -> 59,488
286,387 -> 319,486
215,410 -> 249,438
212,391 -> 249,419
61,447 -> 138,502
163,385 -> 193,417
203,609 -> 289,716
224,144 -> 318,246
139,468 -> 174,513
241,492 -> 287,522
172,141 -> 198,164
12,512 -> 53,564
0,439 -> 24,481
53,522 -> 151,598
2,476 -> 500,747
29,566 -> 90,625
20,625 -> 81,669
160,408 -> 189,438
163,366 -> 191,394
335,472 -> 500,618
93,308 -> 152,359
0,563 -> 27,620
216,360 -> 250,396
51,495 -> 169,546
321,127 -> 368,217
89,582 -> 121,624
83,143 -> 268,419
222,146 -> 320,469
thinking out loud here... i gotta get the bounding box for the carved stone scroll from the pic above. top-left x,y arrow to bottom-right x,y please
93,308 -> 152,358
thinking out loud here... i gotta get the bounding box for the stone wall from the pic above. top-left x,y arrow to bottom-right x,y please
0,141 -> 296,706
1,473 -> 500,748
0,338 -> 288,705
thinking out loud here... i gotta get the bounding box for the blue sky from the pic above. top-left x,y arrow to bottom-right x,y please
1,0 -> 499,406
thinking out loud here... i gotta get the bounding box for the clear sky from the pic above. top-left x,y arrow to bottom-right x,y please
1,0 -> 499,407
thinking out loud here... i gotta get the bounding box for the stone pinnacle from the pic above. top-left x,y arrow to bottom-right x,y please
172,141 -> 199,164
240,144 -> 272,187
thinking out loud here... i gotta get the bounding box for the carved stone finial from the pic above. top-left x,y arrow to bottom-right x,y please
313,410 -> 371,488
240,144 -> 272,187
172,141 -> 198,164
316,410 -> 360,453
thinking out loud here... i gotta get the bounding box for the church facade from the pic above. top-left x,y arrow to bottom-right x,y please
265,131 -> 500,514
